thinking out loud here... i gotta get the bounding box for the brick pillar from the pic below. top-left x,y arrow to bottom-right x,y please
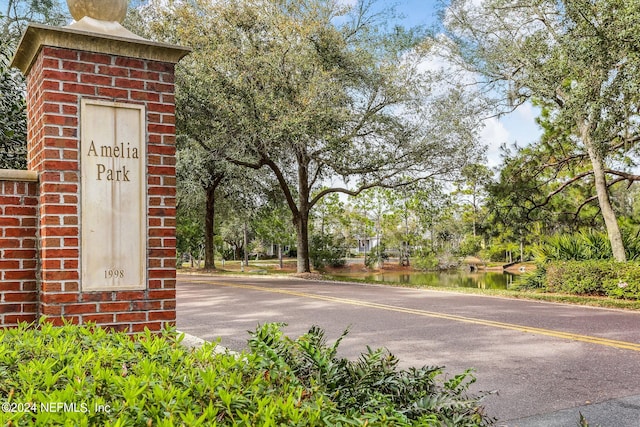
12,24 -> 189,332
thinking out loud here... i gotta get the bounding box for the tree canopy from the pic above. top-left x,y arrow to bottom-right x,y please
1,0 -> 68,169
141,0 -> 485,272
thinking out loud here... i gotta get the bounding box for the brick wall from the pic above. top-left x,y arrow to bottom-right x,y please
0,176 -> 38,327
24,45 -> 177,332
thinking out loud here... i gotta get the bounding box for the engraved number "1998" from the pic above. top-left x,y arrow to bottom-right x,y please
105,269 -> 125,279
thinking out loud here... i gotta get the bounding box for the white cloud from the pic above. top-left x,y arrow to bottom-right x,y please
481,102 -> 543,167
480,117 -> 509,167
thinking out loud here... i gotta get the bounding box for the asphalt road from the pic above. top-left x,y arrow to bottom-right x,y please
176,273 -> 640,426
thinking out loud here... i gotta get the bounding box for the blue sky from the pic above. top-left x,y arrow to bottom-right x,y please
388,0 -> 542,167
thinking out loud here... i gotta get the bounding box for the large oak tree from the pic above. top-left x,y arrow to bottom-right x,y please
144,0 -> 484,272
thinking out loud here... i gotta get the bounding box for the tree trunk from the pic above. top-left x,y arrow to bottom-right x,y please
294,156 -> 312,273
580,121 -> 627,262
278,244 -> 283,269
204,185 -> 216,269
243,221 -> 249,270
295,212 -> 311,273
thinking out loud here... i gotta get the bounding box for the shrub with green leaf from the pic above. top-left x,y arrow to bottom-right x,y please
544,260 -> 640,299
515,228 -> 640,293
309,234 -> 347,269
412,248 -> 439,271
0,321 -> 495,426
365,243 -> 389,268
248,323 -> 495,426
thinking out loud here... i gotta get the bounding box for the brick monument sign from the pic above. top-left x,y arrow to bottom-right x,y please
0,1 -> 190,331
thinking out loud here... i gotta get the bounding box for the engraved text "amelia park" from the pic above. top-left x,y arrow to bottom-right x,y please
87,141 -> 139,182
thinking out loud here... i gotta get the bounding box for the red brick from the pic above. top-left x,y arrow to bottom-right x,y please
44,47 -> 78,60
147,290 -> 175,300
116,312 -> 147,323
41,293 -> 79,304
44,115 -> 77,127
0,260 -> 20,271
115,78 -> 144,89
21,217 -> 37,227
115,57 -> 145,69
97,65 -> 128,77
64,303 -> 97,315
4,270 -> 36,280
63,282 -> 79,292
79,52 -> 112,64
40,237 -> 62,248
22,281 -> 36,292
81,292 -> 114,302
0,304 -> 22,314
145,82 -> 174,93
99,302 -> 131,312
41,283 -> 62,292
147,103 -> 174,114
46,92 -> 78,104
0,239 -> 21,248
148,280 -> 162,289
4,314 -> 37,324
40,304 -> 62,316
62,61 -> 95,73
132,301 -> 161,311
4,249 -> 36,259
62,105 -> 78,115
0,282 -> 21,291
3,292 -> 36,302
42,58 -> 59,68
149,269 -> 175,279
4,206 -> 36,216
82,313 -> 114,324
43,270 -> 78,280
81,74 -> 112,86
47,227 -> 78,237
41,205 -> 76,215
43,69 -> 78,82
41,248 -> 78,258
97,87 -> 128,98
131,322 -> 163,333
147,62 -> 173,73
64,259 -> 78,269
115,291 -> 146,300
130,69 -> 159,80
0,196 -> 21,204
130,91 -> 159,102
62,83 -> 96,95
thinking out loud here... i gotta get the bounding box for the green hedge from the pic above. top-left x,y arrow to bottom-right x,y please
0,321 -> 494,426
545,261 -> 640,299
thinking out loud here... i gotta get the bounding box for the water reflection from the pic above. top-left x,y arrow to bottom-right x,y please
329,270 -> 515,290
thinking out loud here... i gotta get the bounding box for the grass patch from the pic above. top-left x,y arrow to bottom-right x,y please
321,274 -> 640,311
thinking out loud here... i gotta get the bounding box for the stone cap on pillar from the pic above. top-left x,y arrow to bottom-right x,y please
11,21 -> 191,74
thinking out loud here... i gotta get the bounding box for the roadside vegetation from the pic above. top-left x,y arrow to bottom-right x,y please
0,321 -> 494,426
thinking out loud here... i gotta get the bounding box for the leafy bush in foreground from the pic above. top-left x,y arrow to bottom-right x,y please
0,321 -> 493,426
249,323 -> 494,426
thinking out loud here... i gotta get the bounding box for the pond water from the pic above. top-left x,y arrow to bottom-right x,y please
328,270 -> 516,290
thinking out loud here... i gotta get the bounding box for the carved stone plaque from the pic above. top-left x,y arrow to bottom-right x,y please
81,99 -> 146,290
